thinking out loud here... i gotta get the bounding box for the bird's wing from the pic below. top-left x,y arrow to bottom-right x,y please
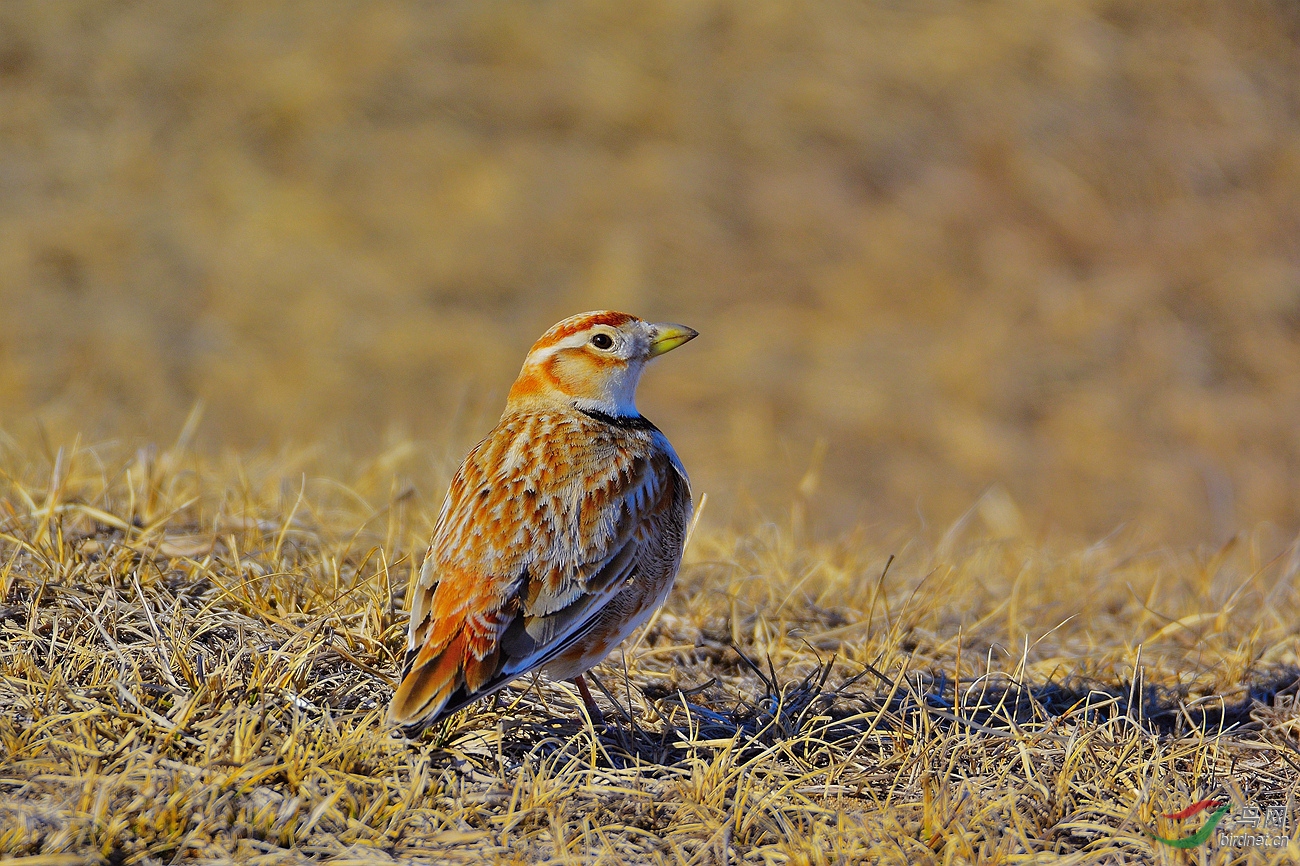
389,411 -> 686,727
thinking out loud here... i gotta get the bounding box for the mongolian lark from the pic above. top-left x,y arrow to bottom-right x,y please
389,310 -> 697,729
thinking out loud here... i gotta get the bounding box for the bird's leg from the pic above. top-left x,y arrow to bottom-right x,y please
571,675 -> 605,726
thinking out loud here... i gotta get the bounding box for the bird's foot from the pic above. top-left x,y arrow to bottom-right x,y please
571,675 -> 606,727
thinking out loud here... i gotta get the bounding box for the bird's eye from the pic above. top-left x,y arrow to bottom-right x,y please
590,333 -> 614,350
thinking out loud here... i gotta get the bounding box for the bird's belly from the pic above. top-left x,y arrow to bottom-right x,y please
541,570 -> 675,681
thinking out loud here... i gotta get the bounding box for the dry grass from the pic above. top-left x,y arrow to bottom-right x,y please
2,438 -> 1297,864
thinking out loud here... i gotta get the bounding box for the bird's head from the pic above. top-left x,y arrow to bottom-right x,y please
506,311 -> 697,417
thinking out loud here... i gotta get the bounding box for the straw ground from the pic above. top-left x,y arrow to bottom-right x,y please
1,437 -> 1297,865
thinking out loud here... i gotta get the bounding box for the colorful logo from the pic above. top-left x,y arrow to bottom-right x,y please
1148,799 -> 1229,849
1148,799 -> 1290,850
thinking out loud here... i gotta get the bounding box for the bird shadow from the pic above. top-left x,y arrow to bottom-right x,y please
487,650 -> 1300,771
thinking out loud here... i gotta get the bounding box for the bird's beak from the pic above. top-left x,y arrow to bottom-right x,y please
648,323 -> 699,357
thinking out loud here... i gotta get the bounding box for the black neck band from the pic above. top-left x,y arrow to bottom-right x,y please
578,407 -> 659,431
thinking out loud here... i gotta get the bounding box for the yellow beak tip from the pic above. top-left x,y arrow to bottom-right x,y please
649,324 -> 698,357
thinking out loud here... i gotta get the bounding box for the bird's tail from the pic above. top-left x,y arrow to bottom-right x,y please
388,635 -> 464,727
388,632 -> 504,729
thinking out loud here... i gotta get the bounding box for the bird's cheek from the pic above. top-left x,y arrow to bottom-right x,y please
555,352 -> 622,395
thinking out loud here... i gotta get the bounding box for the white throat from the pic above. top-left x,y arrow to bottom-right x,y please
580,357 -> 645,417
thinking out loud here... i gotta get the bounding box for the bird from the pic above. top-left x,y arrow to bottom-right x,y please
389,310 -> 697,730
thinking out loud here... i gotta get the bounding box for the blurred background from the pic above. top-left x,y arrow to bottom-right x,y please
1,0 -> 1298,543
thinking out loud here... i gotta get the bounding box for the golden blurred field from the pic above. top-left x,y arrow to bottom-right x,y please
3,0 -> 1300,540
2,1 -> 1300,863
